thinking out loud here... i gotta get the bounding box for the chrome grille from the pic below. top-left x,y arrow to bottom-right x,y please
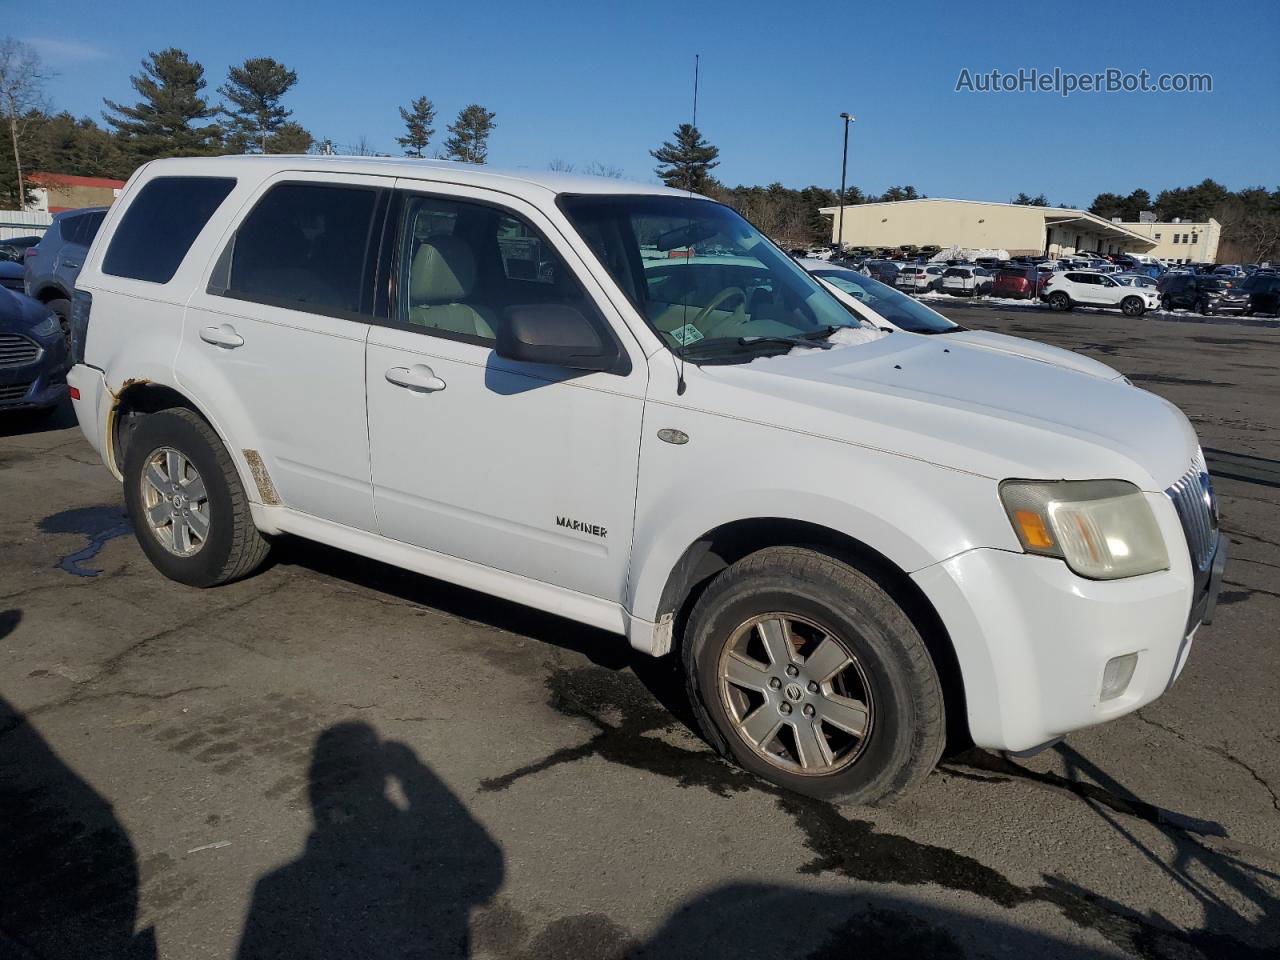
0,333 -> 39,367
1166,463 -> 1218,572
0,381 -> 33,404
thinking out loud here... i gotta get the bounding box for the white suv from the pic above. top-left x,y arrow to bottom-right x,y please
1043,270 -> 1160,316
67,156 -> 1226,803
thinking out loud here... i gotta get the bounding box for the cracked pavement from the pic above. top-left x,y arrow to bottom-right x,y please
1,307 -> 1277,960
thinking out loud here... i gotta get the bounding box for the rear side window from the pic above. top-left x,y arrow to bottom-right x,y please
219,182 -> 379,317
103,178 -> 235,283
62,212 -> 104,247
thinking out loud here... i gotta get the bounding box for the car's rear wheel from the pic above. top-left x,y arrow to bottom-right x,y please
1048,291 -> 1072,311
47,298 -> 72,347
1199,298 -> 1215,316
1120,296 -> 1145,317
682,546 -> 945,804
123,408 -> 270,587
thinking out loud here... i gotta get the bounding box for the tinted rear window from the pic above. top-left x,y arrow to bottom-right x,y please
63,211 -> 105,247
103,178 -> 236,283
221,182 -> 379,317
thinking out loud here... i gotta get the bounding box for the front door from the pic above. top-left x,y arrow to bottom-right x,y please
178,173 -> 390,532
364,183 -> 646,602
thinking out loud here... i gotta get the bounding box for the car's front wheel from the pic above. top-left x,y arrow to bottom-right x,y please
1120,296 -> 1145,317
123,408 -> 270,587
1160,295 -> 1174,311
1048,291 -> 1072,311
682,547 -> 945,804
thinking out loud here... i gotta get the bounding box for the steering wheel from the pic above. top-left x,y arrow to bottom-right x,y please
688,286 -> 747,333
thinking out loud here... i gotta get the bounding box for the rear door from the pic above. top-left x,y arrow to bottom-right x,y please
55,211 -> 104,295
178,172 -> 389,532
364,181 -> 646,602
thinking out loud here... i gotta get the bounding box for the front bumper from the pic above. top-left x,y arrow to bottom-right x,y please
0,332 -> 68,410
912,507 -> 1225,753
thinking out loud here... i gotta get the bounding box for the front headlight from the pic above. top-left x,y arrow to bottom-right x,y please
31,312 -> 60,339
999,479 -> 1169,580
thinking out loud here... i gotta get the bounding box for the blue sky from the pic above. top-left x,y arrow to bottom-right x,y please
25,0 -> 1280,207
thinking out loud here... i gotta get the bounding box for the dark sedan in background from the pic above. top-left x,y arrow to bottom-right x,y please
0,287 -> 68,413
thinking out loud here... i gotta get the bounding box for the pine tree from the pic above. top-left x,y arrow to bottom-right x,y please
650,123 -> 719,192
103,48 -> 221,162
265,121 -> 313,154
218,57 -> 298,153
444,105 -> 496,164
397,96 -> 436,158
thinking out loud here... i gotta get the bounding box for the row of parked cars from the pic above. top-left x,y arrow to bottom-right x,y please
0,206 -> 106,414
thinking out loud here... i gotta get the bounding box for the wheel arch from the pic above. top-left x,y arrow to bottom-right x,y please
31,283 -> 71,304
652,517 -> 971,749
106,382 -> 273,515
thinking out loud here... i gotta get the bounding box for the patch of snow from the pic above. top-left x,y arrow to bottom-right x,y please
747,324 -> 887,364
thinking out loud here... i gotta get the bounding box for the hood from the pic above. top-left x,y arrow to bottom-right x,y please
698,333 -> 1198,491
946,329 -> 1123,381
0,286 -> 50,334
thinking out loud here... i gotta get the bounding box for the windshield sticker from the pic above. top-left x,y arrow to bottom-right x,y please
670,324 -> 705,346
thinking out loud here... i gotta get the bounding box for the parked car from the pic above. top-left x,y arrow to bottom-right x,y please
0,234 -> 42,263
863,259 -> 901,284
799,260 -> 1129,382
894,264 -> 942,294
940,266 -> 993,296
23,207 -> 107,334
69,156 -> 1225,805
1236,273 -> 1280,315
990,266 -> 1042,300
1212,264 -> 1245,279
1042,271 -> 1158,316
0,286 -> 68,413
1156,274 -> 1243,314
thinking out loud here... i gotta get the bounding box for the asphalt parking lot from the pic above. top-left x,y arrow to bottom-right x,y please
2,305 -> 1277,960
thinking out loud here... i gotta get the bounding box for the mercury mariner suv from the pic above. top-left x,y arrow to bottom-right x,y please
67,156 -> 1226,803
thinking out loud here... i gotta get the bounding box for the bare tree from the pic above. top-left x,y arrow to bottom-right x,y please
584,160 -> 623,179
547,157 -> 575,172
0,38 -> 52,207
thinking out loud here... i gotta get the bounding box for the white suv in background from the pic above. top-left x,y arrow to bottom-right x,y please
68,156 -> 1225,804
1042,270 -> 1160,316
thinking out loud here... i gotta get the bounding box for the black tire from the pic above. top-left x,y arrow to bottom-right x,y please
47,298 -> 72,346
682,546 -> 945,804
1199,299 -> 1215,316
1048,291 -> 1072,312
122,407 -> 270,587
1160,295 -> 1173,312
1120,296 -> 1145,317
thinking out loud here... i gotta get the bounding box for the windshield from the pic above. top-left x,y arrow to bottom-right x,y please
810,269 -> 959,334
560,194 -> 862,363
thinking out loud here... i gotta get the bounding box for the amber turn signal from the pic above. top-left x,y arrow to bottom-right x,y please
1014,509 -> 1054,550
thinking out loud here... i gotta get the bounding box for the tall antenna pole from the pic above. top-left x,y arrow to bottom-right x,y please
692,54 -> 700,129
838,112 -> 854,256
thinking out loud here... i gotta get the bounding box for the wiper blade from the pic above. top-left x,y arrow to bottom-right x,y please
737,335 -> 833,350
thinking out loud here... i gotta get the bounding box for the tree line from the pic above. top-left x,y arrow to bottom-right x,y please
0,38 -> 500,207
1088,180 -> 1280,261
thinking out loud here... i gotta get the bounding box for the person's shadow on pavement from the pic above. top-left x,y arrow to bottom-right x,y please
236,722 -> 503,959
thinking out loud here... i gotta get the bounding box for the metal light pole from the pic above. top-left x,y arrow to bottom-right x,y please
837,113 -> 855,256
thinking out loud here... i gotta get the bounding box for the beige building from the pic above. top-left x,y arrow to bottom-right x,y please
1114,218 -> 1220,264
819,198 -> 1158,258
27,172 -> 126,214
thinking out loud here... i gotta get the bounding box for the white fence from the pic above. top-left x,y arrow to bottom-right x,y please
0,209 -> 52,241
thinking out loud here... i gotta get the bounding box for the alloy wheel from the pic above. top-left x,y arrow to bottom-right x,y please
717,613 -> 874,776
140,446 -> 211,557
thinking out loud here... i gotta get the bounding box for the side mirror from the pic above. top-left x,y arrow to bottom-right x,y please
495,303 -> 624,373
